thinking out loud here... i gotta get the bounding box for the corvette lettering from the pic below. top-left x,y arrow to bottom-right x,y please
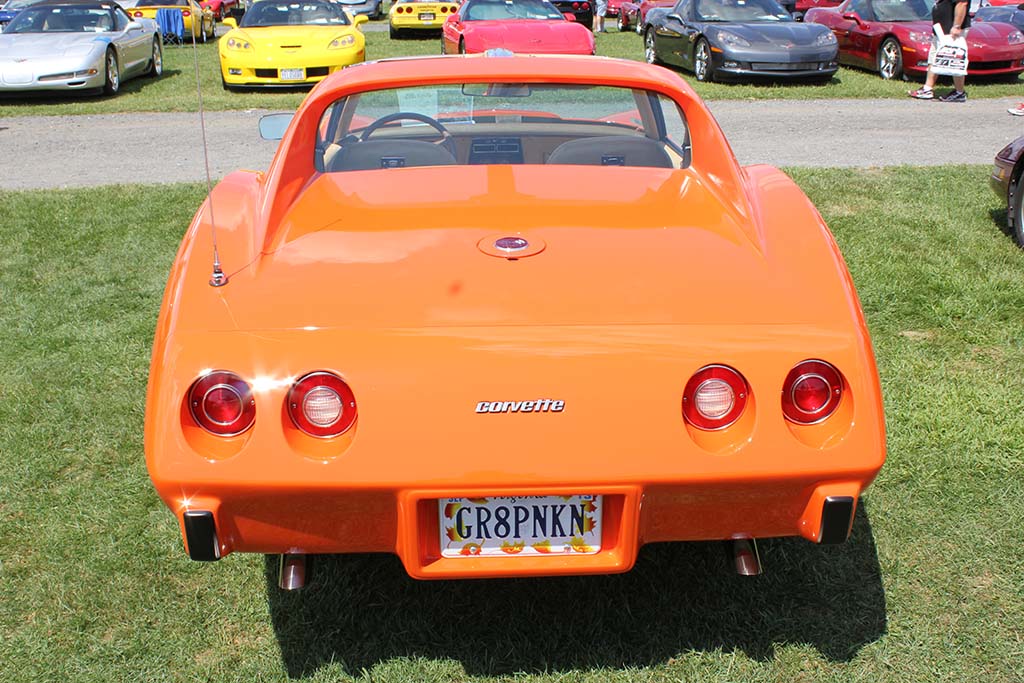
475,399 -> 564,413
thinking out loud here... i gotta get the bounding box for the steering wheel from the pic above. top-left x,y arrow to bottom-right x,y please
359,111 -> 456,156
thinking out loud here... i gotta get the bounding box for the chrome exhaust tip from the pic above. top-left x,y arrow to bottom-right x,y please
731,538 -> 762,576
277,553 -> 309,591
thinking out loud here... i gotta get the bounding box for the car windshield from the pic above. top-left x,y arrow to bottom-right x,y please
241,0 -> 350,26
694,0 -> 790,21
316,82 -> 691,172
872,0 -> 929,21
4,5 -> 113,31
463,0 -> 564,21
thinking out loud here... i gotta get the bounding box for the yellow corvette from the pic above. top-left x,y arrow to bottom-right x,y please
130,0 -> 216,42
220,0 -> 366,89
389,0 -> 459,38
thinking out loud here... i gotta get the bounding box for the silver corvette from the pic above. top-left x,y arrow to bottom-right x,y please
0,0 -> 162,95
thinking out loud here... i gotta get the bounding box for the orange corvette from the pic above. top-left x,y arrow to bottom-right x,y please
145,54 -> 886,589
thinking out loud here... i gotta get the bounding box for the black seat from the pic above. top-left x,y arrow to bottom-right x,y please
329,139 -> 457,172
546,136 -> 674,168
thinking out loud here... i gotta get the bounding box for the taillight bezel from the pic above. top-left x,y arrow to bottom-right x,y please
188,370 -> 256,436
287,371 -> 357,438
781,359 -> 843,425
681,364 -> 749,431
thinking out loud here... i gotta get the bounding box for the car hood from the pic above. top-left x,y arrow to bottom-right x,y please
463,20 -> 593,51
199,165 -> 854,330
889,20 -> 1022,48
231,25 -> 357,49
706,21 -> 829,46
0,32 -> 107,57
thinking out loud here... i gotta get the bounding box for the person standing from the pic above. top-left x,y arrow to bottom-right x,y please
909,0 -> 971,102
593,0 -> 608,32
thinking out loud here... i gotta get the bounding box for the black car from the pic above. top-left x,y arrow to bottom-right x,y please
992,136 -> 1024,247
550,0 -> 592,26
644,0 -> 839,82
974,3 -> 1024,32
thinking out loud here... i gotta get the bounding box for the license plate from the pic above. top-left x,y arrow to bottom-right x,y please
419,12 -> 435,20
279,68 -> 304,81
439,494 -> 602,557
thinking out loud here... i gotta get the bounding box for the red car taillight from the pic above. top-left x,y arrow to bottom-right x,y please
188,371 -> 256,436
682,365 -> 748,431
781,359 -> 843,424
133,10 -> 142,16
287,372 -> 357,438
182,9 -> 191,16
582,2 -> 590,8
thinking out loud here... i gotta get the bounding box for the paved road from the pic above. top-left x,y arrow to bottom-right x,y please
1,97 -> 1021,189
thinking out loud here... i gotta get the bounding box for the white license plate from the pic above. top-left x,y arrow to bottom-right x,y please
279,68 -> 304,81
418,12 -> 435,20
439,494 -> 602,557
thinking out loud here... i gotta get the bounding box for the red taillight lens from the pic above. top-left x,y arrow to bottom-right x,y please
182,9 -> 191,15
781,360 -> 843,424
188,371 -> 255,436
582,2 -> 590,8
133,10 -> 142,16
572,2 -> 579,7
288,372 -> 357,438
682,365 -> 748,430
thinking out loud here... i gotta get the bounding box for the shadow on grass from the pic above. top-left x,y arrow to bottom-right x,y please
265,501 -> 886,677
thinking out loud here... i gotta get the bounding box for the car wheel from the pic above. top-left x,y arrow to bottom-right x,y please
102,48 -> 120,96
644,28 -> 658,64
1010,169 -> 1024,247
694,37 -> 714,82
877,36 -> 903,80
145,37 -> 163,77
616,12 -> 626,31
459,38 -> 466,54
389,24 -> 399,38
440,35 -> 446,54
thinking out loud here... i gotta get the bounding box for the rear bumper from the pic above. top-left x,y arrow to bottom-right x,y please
169,477 -> 872,578
390,14 -> 447,29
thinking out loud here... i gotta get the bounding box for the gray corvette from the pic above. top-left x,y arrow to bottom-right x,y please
644,0 -> 839,82
0,0 -> 161,95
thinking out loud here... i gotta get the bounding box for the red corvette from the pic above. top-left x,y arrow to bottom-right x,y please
441,0 -> 595,54
616,0 -> 670,32
199,0 -> 237,20
805,0 -> 1024,79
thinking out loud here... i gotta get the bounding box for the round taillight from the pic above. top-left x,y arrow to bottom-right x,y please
782,360 -> 843,424
133,10 -> 142,16
288,372 -> 357,438
188,371 -> 255,436
582,2 -> 590,8
682,365 -> 748,430
182,8 -> 191,15
572,2 -> 579,7
440,6 -> 448,11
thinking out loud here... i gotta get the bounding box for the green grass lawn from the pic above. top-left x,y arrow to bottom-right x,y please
0,25 -> 1020,117
0,165 -> 1022,682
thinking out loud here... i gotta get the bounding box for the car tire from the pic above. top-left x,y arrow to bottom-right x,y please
459,38 -> 466,54
635,19 -> 643,34
694,37 -> 714,82
644,27 -> 659,64
616,12 -> 626,30
102,48 -> 120,96
389,24 -> 399,38
877,36 -> 903,80
1010,169 -> 1024,247
440,35 -> 446,53
145,37 -> 163,77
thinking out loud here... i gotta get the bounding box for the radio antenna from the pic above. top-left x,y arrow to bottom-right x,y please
189,21 -> 226,287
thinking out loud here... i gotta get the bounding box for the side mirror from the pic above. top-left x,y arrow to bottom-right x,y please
841,11 -> 862,23
222,16 -> 237,27
445,12 -> 460,22
126,20 -> 143,30
562,11 -> 575,20
667,12 -> 682,21
353,13 -> 368,25
259,112 -> 293,141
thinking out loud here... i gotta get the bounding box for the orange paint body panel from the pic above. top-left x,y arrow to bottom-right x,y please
145,55 -> 886,579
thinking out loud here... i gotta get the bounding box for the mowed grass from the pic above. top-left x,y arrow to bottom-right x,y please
0,165 -> 1023,682
0,24 -> 1020,117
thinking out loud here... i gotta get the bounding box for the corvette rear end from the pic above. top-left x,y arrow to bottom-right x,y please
145,54 -> 885,586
